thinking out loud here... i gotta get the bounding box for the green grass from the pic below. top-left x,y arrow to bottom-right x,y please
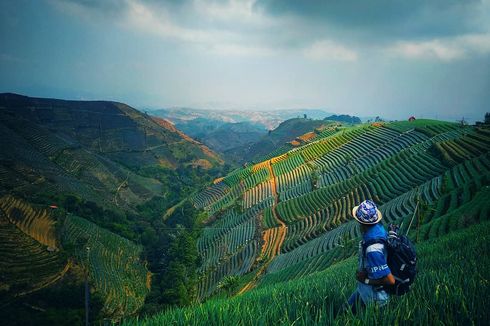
125,221 -> 490,325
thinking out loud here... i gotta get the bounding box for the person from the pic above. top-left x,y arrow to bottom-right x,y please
347,200 -> 395,313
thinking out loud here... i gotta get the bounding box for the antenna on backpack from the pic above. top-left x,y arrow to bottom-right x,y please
406,194 -> 420,236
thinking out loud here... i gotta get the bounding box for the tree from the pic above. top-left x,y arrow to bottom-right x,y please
217,276 -> 240,296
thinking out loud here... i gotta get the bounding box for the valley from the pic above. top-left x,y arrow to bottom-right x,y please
0,93 -> 488,325
3,2 -> 489,324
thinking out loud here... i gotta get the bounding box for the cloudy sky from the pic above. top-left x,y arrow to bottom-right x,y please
1,0 -> 489,121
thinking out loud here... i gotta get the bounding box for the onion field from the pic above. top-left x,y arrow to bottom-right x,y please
127,220 -> 490,325
190,120 -> 489,305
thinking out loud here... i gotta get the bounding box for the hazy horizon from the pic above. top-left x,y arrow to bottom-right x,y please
1,0 -> 489,122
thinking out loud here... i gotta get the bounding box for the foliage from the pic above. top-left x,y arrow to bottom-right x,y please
141,201 -> 202,314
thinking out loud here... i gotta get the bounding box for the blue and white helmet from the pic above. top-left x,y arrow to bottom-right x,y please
352,200 -> 382,225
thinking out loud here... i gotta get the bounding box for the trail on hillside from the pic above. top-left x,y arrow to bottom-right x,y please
238,159 -> 287,295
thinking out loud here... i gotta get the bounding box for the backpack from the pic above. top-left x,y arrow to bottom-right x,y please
363,233 -> 417,296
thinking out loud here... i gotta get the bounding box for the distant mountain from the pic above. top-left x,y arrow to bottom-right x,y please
196,122 -> 267,153
324,114 -> 361,124
172,117 -> 227,140
225,117 -> 331,163
150,117 -> 266,162
151,107 -> 333,130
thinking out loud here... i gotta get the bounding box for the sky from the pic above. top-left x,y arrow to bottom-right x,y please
1,0 -> 489,121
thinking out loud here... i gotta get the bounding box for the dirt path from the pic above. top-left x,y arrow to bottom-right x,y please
237,160 -> 287,295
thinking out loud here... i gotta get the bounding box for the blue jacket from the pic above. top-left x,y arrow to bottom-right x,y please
359,223 -> 391,279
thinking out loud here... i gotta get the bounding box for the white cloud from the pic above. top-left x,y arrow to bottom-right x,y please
389,34 -> 490,61
124,0 -> 220,43
194,0 -> 268,26
124,1 -> 278,57
207,43 -> 276,57
303,40 -> 358,62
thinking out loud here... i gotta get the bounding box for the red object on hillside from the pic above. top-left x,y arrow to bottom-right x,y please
408,116 -> 416,122
49,205 -> 58,209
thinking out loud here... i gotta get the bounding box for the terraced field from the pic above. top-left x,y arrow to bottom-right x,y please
0,195 -> 58,249
127,218 -> 490,325
0,193 -> 150,319
191,120 -> 490,300
0,205 -> 68,302
62,215 -> 150,319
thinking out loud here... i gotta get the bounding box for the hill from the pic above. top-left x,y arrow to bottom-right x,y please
126,220 -> 490,325
151,107 -> 333,130
0,93 -> 226,322
139,119 -> 490,324
0,93 -> 223,209
172,117 -> 336,165
190,121 -> 267,154
324,114 -> 362,124
225,118 -> 341,164
152,111 -> 339,164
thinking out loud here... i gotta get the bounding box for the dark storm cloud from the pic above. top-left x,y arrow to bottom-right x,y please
55,0 -> 191,13
254,0 -> 485,41
60,0 -> 127,13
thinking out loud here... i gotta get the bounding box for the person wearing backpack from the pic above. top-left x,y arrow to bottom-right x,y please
347,200 -> 394,313
347,200 -> 417,313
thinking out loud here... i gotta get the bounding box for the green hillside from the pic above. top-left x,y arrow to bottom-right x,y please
0,94 -> 227,323
137,119 -> 490,324
226,118 -> 341,164
126,219 -> 489,325
0,93 -> 223,212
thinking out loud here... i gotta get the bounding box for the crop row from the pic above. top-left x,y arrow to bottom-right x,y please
313,124 -> 342,140
3,114 -> 70,158
276,147 -> 445,225
317,129 -> 428,187
436,129 -> 490,165
198,239 -> 259,300
243,180 -> 273,209
278,179 -> 312,202
266,155 -> 488,277
198,218 -> 257,273
275,164 -> 312,194
267,175 -> 440,275
198,209 -> 249,250
298,125 -> 367,163
200,165 -> 272,214
384,119 -> 457,134
206,183 -> 245,216
62,215 -> 149,319
0,209 -> 67,299
193,181 -> 230,209
271,153 -> 305,176
243,166 -> 271,189
0,195 -> 57,248
261,207 -> 279,229
222,166 -> 253,188
256,144 -> 294,163
418,185 -> 489,241
281,182 -> 374,252
0,117 -> 60,172
312,126 -> 424,176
